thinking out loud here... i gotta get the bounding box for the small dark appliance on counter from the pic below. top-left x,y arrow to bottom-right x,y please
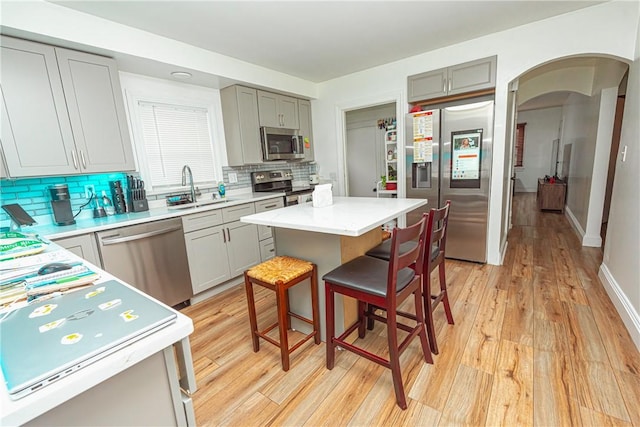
109,180 -> 127,214
126,175 -> 149,212
49,184 -> 76,226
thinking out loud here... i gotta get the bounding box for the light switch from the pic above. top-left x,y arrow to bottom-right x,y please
621,145 -> 628,162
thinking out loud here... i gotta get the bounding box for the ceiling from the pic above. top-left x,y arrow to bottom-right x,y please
50,0 -> 605,83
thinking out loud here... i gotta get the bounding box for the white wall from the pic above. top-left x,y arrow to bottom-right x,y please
600,13 -> 640,350
514,107 -> 562,192
562,92 -> 601,229
314,1 -> 639,265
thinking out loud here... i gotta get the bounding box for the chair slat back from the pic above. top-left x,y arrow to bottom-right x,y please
425,200 -> 451,272
387,214 -> 428,297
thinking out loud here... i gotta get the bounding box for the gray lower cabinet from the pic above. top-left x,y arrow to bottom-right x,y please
220,86 -> 263,166
407,56 -> 497,103
50,233 -> 101,267
257,90 -> 299,129
298,99 -> 315,162
182,203 -> 260,295
0,36 -> 134,177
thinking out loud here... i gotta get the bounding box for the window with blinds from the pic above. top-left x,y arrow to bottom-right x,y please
515,123 -> 526,167
137,101 -> 217,189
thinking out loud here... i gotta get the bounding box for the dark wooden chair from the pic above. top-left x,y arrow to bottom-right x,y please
244,256 -> 321,371
323,215 -> 432,410
366,201 -> 454,354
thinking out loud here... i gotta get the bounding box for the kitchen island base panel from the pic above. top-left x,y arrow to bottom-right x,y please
274,227 -> 382,342
24,348 -> 189,426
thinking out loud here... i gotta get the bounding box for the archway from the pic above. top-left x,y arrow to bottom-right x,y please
505,56 -> 629,249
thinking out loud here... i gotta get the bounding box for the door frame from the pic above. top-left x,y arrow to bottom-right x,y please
336,90 -> 404,197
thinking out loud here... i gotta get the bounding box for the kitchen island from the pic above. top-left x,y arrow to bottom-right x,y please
240,196 -> 428,340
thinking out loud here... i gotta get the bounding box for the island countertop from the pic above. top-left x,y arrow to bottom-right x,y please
240,196 -> 428,236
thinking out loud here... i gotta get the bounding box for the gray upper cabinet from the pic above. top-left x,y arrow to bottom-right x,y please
0,36 -> 135,177
408,56 -> 497,103
1,37 -> 77,177
221,85 -> 263,166
56,48 -> 135,173
298,99 -> 314,161
257,90 -> 299,129
407,67 -> 448,103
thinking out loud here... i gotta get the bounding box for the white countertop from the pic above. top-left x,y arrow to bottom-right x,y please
240,196 -> 428,236
24,192 -> 283,240
0,246 -> 194,426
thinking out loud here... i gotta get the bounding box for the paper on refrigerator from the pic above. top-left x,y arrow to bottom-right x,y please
412,111 -> 434,163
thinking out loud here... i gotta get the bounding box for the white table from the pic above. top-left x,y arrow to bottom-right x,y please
241,197 -> 427,340
0,247 -> 196,427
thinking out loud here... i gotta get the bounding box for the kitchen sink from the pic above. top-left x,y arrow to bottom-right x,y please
167,198 -> 231,210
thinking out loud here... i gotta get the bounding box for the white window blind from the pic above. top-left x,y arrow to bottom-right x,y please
138,101 -> 216,189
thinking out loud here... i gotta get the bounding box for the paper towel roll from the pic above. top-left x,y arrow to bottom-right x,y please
312,183 -> 333,208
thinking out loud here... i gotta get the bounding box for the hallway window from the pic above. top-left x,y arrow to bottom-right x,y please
515,123 -> 526,167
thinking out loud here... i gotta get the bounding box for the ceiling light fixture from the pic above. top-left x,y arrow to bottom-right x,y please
171,71 -> 192,79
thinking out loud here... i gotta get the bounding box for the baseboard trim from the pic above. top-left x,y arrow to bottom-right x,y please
499,240 -> 508,265
583,234 -> 603,247
190,276 -> 243,305
599,263 -> 640,351
565,206 -> 585,241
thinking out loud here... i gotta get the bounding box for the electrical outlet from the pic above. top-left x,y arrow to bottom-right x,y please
228,172 -> 238,184
84,184 -> 95,198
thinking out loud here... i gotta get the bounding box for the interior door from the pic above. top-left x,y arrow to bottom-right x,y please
346,126 -> 381,196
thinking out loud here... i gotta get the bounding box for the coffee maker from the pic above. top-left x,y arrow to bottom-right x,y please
49,184 -> 76,226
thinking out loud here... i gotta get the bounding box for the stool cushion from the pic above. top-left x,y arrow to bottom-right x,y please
366,240 -> 440,262
366,240 -> 418,261
247,256 -> 313,285
322,256 -> 415,298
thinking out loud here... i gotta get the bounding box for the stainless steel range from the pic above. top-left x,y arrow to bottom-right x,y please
251,169 -> 313,206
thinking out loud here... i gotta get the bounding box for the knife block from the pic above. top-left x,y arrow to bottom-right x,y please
127,189 -> 149,212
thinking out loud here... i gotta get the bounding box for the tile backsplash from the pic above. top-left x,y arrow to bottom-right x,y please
222,162 -> 317,190
0,173 -> 129,227
0,162 -> 317,228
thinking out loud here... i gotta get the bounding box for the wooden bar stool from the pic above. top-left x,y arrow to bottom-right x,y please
244,256 -> 321,371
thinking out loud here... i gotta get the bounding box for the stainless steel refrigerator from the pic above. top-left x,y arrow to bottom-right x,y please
405,98 -> 494,263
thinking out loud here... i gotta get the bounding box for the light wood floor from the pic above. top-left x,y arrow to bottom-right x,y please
181,193 -> 640,426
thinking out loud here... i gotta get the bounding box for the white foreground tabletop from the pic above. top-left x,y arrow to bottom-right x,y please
240,196 -> 428,236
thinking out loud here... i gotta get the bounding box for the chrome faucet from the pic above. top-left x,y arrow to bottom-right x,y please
181,165 -> 196,203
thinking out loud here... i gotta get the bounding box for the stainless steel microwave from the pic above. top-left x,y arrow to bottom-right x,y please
260,127 -> 305,161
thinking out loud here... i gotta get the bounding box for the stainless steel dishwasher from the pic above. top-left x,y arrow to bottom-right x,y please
96,218 -> 193,307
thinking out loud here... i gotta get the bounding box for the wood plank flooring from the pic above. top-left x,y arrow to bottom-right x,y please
181,193 -> 640,426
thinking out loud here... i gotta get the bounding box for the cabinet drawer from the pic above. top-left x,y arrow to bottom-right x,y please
255,198 -> 283,240
222,203 -> 255,223
182,209 -> 223,233
255,197 -> 284,213
259,238 -> 275,262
